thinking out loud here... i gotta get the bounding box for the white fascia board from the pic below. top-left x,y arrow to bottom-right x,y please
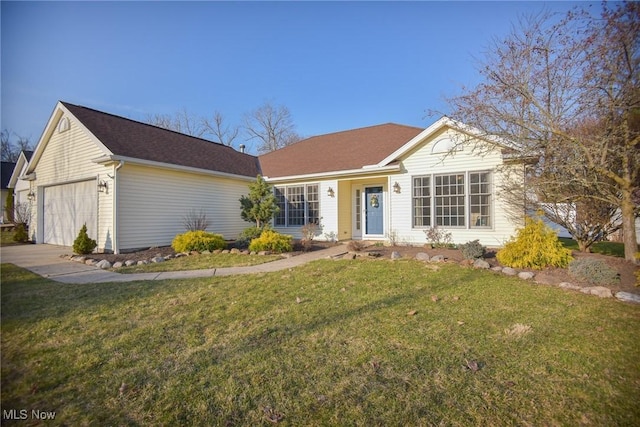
8,153 -> 29,188
92,154 -> 256,181
263,164 -> 401,183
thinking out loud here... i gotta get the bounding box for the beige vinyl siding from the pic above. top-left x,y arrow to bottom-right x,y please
391,128 -> 521,247
30,113 -> 114,250
117,164 -> 250,250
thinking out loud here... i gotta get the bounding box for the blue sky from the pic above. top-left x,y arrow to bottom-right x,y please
2,1 -> 587,153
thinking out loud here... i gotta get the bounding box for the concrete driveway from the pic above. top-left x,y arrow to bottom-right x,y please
1,244 -> 127,284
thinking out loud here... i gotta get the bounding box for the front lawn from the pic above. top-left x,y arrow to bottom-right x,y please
2,259 -> 639,425
559,237 -> 632,258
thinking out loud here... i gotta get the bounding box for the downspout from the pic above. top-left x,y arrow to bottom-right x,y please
112,161 -> 124,254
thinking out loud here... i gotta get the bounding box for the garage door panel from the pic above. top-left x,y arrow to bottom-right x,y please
43,181 -> 97,247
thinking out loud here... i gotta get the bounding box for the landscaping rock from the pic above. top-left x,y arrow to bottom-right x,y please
518,272 -> 535,280
343,253 -> 357,260
559,282 -> 582,291
473,259 -> 490,269
151,256 -> 164,263
430,255 -> 446,262
230,248 -> 241,254
250,251 -> 257,255
112,261 -> 123,269
174,253 -> 186,258
415,252 -> 430,262
85,259 -> 97,266
164,254 -> 174,260
258,251 -> 271,256
74,256 -> 86,263
124,260 -> 136,267
222,250 -> 230,254
615,292 -> 640,304
201,250 -> 211,255
502,267 -> 517,276
137,260 -> 149,265
190,251 -> 199,256
96,259 -> 112,269
581,286 -> 613,298
241,250 -> 250,255
391,251 -> 402,260
491,266 -> 503,272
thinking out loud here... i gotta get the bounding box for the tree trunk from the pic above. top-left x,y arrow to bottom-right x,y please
577,240 -> 592,253
621,191 -> 638,263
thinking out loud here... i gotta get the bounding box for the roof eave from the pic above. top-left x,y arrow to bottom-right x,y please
92,155 -> 257,181
264,164 -> 401,183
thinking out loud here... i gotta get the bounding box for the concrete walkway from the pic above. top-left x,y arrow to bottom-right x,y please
1,243 -> 348,284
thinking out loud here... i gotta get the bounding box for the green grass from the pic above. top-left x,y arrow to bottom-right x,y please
116,253 -> 284,273
559,237 -> 631,258
2,259 -> 639,425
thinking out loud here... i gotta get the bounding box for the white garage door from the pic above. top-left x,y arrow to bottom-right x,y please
43,180 -> 97,247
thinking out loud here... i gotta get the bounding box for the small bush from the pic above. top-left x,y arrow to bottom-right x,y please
459,239 -> 486,260
73,223 -> 97,254
182,209 -> 210,231
13,223 -> 29,243
497,217 -> 572,269
424,226 -> 454,248
569,258 -> 620,285
235,226 -> 267,249
249,230 -> 292,253
172,230 -> 226,253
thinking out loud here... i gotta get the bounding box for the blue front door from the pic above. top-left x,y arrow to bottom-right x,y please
365,187 -> 384,235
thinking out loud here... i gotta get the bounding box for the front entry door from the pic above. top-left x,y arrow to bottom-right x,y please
365,187 -> 384,235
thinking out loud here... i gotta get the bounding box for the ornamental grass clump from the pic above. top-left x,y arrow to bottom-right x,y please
459,239 -> 486,260
497,217 -> 572,269
172,230 -> 226,253
249,230 -> 292,253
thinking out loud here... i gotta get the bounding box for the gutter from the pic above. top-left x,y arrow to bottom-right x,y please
263,164 -> 401,183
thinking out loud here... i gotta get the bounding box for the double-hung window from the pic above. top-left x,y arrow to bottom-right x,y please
274,184 -> 320,227
412,171 -> 491,229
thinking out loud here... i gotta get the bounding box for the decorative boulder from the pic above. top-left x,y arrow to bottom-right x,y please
124,260 -> 137,267
615,292 -> 640,304
415,253 -> 430,262
502,267 -> 517,276
581,286 -> 613,298
430,255 -> 446,262
391,251 -> 402,260
518,272 -> 535,280
96,259 -> 112,269
151,256 -> 165,263
112,261 -> 124,269
473,259 -> 491,269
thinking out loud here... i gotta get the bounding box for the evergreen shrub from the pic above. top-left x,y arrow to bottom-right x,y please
496,217 -> 573,269
235,226 -> 267,249
172,230 -> 226,253
569,258 -> 620,285
459,239 -> 486,260
13,223 -> 29,243
249,230 -> 292,253
73,223 -> 97,254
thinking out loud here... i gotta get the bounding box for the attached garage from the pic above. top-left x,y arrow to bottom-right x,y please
42,180 -> 97,247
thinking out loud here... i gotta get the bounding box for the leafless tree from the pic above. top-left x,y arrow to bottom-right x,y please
243,102 -> 301,154
444,3 -> 639,261
146,108 -> 206,138
201,111 -> 239,147
1,130 -> 32,162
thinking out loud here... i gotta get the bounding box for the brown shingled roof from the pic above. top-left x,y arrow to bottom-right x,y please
62,102 -> 260,178
258,123 -> 424,178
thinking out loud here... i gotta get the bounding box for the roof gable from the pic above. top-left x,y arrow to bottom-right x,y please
259,123 -> 424,178
7,151 -> 33,188
1,162 -> 16,189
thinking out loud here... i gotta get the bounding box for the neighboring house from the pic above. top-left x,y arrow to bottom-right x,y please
19,101 -> 524,252
1,161 -> 17,223
7,150 -> 34,221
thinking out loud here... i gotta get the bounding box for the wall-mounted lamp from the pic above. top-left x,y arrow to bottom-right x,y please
27,190 -> 36,202
97,180 -> 108,193
393,182 -> 401,194
327,187 -> 335,198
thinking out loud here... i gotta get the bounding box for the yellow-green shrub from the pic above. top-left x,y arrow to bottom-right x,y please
249,230 -> 292,253
172,231 -> 226,253
497,217 -> 573,269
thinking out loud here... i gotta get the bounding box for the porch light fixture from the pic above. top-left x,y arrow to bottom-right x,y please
97,180 -> 108,193
393,182 -> 401,193
27,190 -> 35,202
327,187 -> 335,197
